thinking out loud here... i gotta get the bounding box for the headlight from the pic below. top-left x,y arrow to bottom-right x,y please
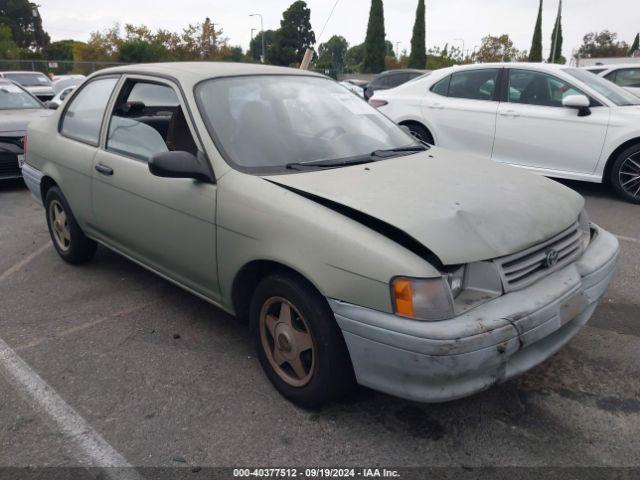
578,208 -> 591,250
391,277 -> 455,321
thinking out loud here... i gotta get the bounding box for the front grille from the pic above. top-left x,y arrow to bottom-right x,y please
0,153 -> 20,178
494,222 -> 584,292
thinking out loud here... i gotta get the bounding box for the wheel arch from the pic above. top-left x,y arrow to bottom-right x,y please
398,119 -> 435,144
40,175 -> 58,202
603,137 -> 640,184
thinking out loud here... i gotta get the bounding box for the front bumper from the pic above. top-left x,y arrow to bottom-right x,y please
331,224 -> 619,403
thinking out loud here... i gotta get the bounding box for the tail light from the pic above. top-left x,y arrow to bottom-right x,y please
368,98 -> 388,108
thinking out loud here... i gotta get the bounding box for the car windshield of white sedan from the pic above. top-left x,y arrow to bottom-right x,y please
3,72 -> 51,87
0,83 -> 41,109
196,75 -> 420,172
565,68 -> 640,106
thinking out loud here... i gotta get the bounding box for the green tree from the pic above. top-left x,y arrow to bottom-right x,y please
316,35 -> 348,76
578,30 -> 630,58
248,29 -> 275,62
528,0 -> 543,62
547,0 -> 564,63
268,1 -> 315,66
408,0 -> 426,69
0,0 -> 49,49
0,24 -> 19,59
426,44 -> 466,69
362,0 -> 386,73
118,39 -> 167,63
629,33 -> 639,56
43,40 -> 76,61
345,43 -> 365,72
476,34 -> 526,63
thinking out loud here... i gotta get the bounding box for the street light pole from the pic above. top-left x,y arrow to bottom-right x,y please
250,13 -> 265,63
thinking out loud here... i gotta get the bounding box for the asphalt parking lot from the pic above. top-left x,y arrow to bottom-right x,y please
1,177 -> 639,474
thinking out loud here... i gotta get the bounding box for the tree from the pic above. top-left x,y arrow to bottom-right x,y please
476,34 -> 526,63
629,33 -> 639,56
362,0 -> 386,73
427,44 -> 467,69
0,24 -> 19,59
43,40 -> 76,61
345,43 -> 365,72
408,0 -> 426,69
118,39 -> 168,63
0,0 -> 49,49
316,35 -> 349,76
268,1 -> 315,66
547,0 -> 564,63
248,29 -> 275,62
578,30 -> 630,58
528,0 -> 543,62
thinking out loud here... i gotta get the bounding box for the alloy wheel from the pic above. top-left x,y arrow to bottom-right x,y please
259,297 -> 316,387
49,199 -> 71,251
619,153 -> 640,199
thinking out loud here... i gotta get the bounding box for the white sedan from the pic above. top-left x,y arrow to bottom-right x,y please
370,63 -> 640,203
584,63 -> 640,98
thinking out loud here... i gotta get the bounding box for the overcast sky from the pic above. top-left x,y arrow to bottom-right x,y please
39,0 -> 638,59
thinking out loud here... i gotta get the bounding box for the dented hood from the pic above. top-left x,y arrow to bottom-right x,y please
264,148 -> 584,265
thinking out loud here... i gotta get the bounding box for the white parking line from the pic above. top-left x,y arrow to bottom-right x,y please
616,235 -> 640,245
0,336 -> 140,478
0,242 -> 50,283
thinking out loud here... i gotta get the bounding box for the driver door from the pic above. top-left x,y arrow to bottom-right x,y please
492,68 -> 610,175
91,75 -> 220,302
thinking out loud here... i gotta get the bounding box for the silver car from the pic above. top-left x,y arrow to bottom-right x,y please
23,63 -> 619,407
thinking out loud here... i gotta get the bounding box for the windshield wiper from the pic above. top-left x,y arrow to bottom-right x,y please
285,158 -> 375,170
370,145 -> 428,158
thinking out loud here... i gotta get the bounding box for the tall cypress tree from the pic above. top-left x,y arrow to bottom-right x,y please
629,33 -> 640,56
408,0 -> 426,68
362,0 -> 386,73
547,0 -> 563,63
528,0 -> 543,62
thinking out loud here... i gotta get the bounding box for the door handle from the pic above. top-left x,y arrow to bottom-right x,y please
500,109 -> 520,118
428,102 -> 444,110
95,163 -> 114,176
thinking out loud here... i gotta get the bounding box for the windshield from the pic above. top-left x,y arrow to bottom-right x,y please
564,68 -> 640,106
0,83 -> 42,109
4,72 -> 51,87
195,75 -> 418,173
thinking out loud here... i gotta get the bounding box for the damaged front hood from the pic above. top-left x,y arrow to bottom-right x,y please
264,148 -> 584,265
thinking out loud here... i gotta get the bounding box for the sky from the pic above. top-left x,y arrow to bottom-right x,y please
39,0 -> 639,60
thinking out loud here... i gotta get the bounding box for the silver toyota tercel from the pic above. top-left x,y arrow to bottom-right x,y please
22,63 -> 619,407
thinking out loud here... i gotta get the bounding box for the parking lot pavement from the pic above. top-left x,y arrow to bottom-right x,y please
0,178 -> 639,470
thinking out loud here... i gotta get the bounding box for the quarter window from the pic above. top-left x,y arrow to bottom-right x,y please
448,69 -> 499,101
61,77 -> 118,144
508,69 -> 585,107
431,76 -> 450,96
106,80 -> 198,162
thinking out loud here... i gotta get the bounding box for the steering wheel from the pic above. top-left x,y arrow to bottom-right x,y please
314,126 -> 346,140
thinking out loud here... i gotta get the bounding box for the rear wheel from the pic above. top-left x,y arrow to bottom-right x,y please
45,186 -> 97,264
610,145 -> 640,204
250,272 -> 355,408
403,123 -> 434,145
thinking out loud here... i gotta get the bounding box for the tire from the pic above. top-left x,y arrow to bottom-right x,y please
250,272 -> 355,408
610,144 -> 640,204
45,186 -> 97,264
404,123 -> 434,145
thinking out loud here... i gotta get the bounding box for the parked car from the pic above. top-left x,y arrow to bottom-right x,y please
371,62 -> 640,203
51,74 -> 86,82
0,71 -> 55,101
339,80 -> 365,98
363,69 -> 427,100
584,64 -> 640,97
0,79 -> 53,180
23,63 -> 619,407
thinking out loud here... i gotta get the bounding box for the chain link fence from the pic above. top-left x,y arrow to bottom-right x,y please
0,59 -> 127,76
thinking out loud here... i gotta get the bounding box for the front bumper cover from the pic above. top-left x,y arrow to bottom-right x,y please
331,224 -> 619,403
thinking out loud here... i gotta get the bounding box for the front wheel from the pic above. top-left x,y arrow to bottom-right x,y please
610,145 -> 640,204
45,186 -> 97,264
404,123 -> 434,145
250,272 -> 355,408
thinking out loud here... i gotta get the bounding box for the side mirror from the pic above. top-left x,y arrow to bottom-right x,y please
148,151 -> 213,183
562,94 -> 591,117
44,100 -> 58,110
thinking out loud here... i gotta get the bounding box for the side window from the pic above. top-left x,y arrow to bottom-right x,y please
508,69 -> 585,107
106,80 -> 198,162
448,69 -> 499,101
431,76 -> 450,96
61,77 -> 118,144
613,69 -> 640,88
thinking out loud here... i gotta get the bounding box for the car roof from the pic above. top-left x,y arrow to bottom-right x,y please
0,71 -> 48,75
584,63 -> 640,70
91,62 -> 325,86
